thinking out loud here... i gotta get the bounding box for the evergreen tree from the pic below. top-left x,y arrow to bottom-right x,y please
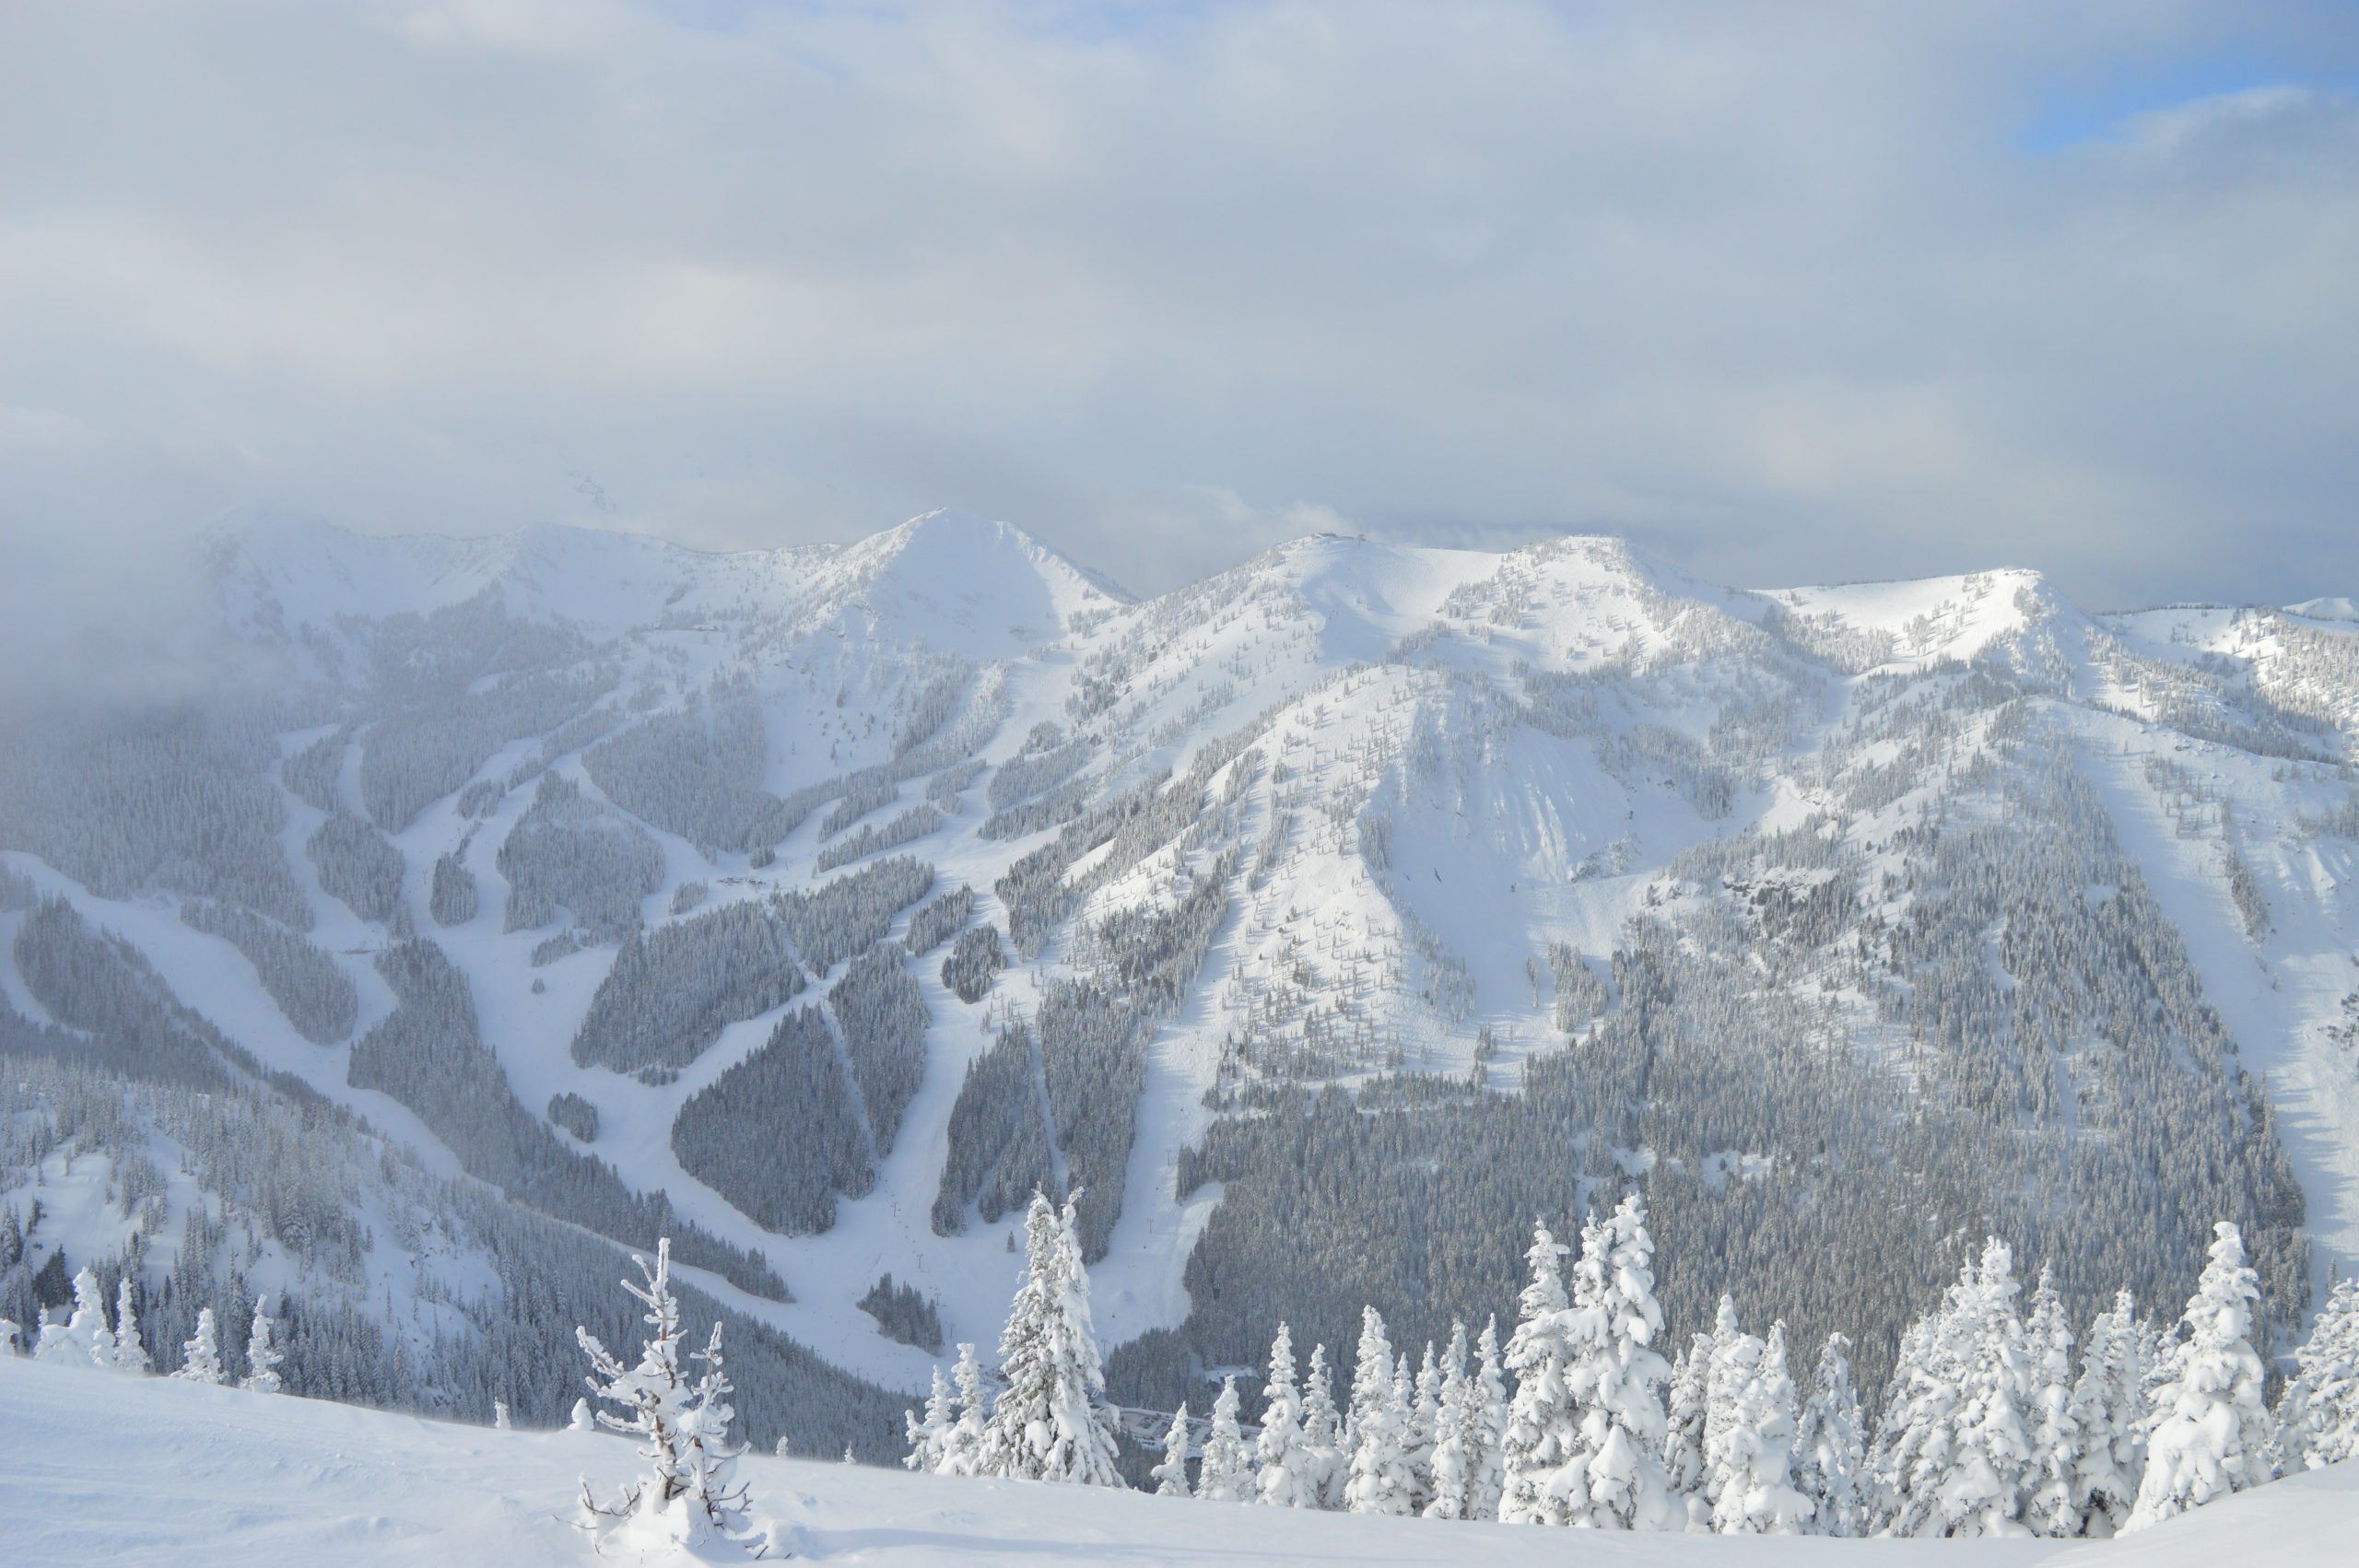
1422,1321 -> 1473,1520
574,1238 -> 753,1550
1198,1376 -> 1252,1503
977,1193 -> 1121,1486
1700,1296 -> 1759,1526
1466,1315 -> 1508,1523
242,1295 -> 284,1394
1343,1315 -> 1415,1516
1560,1192 -> 1675,1529
1793,1332 -> 1865,1539
1663,1333 -> 1714,1524
2067,1291 -> 2149,1537
2022,1267 -> 2082,1537
175,1307 -> 226,1385
1708,1320 -> 1812,1534
113,1276 -> 149,1375
1870,1266 -> 1971,1536
905,1364 -> 957,1473
2278,1277 -> 2359,1472
1254,1322 -> 1316,1507
1916,1239 -> 2033,1538
67,1268 -> 114,1369
1299,1342 -> 1345,1510
1499,1219 -> 1579,1525
1406,1341 -> 1442,1513
2127,1222 -> 2277,1531
1151,1402 -> 1192,1498
939,1343 -> 992,1478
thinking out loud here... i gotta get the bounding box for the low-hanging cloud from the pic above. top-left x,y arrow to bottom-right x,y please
1,0 -> 2354,638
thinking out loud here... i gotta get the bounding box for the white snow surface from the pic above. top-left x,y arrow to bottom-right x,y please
3,1357 -> 2354,1566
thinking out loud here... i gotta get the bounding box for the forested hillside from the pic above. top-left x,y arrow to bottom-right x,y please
3,509 -> 2354,1452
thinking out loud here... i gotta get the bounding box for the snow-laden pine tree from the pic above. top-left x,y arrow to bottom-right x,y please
112,1277 -> 148,1375
939,1342 -> 992,1478
1707,1320 -> 1813,1534
1406,1342 -> 1442,1514
242,1296 -> 284,1394
1198,1376 -> 1253,1503
1300,1342 -> 1346,1509
2126,1222 -> 2278,1531
905,1364 -> 957,1473
1663,1331 -> 1714,1524
1344,1319 -> 1416,1516
1151,1402 -> 1192,1498
977,1193 -> 1121,1486
2278,1277 -> 2358,1471
1498,1219 -> 1579,1525
2066,1291 -> 2149,1537
576,1238 -> 754,1550
1558,1192 -> 1676,1530
175,1307 -> 226,1385
1344,1305 -> 1393,1478
1939,1239 -> 2033,1537
1699,1296 -> 1759,1526
66,1268 -> 114,1369
2022,1267 -> 2082,1537
1870,1267 -> 1971,1535
1793,1332 -> 1865,1538
1254,1322 -> 1317,1507
672,1321 -> 751,1539
1423,1321 -> 1473,1520
1467,1315 -> 1508,1522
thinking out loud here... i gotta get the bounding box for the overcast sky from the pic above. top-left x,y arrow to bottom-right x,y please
3,0 -> 2355,615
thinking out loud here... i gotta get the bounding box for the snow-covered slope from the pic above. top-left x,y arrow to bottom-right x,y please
5,510 -> 2357,1443
2,1358 -> 2353,1566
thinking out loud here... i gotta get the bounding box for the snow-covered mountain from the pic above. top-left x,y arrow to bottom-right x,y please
4,509 -> 2356,1453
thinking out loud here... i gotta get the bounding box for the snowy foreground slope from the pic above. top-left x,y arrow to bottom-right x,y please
6,509 -> 2359,1458
2,1359 -> 2352,1568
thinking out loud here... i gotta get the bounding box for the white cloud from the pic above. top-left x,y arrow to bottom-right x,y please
0,0 -> 2353,619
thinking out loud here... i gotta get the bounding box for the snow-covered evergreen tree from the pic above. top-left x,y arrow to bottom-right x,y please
1559,1192 -> 1676,1529
1870,1266 -> 1970,1535
1151,1402 -> 1192,1498
1198,1376 -> 1252,1503
1663,1332 -> 1714,1524
1343,1314 -> 1415,1516
905,1364 -> 957,1473
1299,1342 -> 1345,1509
1422,1321 -> 1473,1520
1467,1315 -> 1508,1523
1254,1321 -> 1316,1507
2067,1291 -> 2148,1537
2278,1277 -> 2358,1472
673,1321 -> 751,1539
2126,1222 -> 2277,1531
1941,1239 -> 2034,1538
113,1276 -> 149,1375
576,1238 -> 753,1550
1707,1320 -> 1813,1534
242,1296 -> 284,1394
1699,1295 -> 1759,1526
939,1342 -> 992,1478
1406,1341 -> 1442,1513
977,1193 -> 1121,1486
66,1268 -> 114,1369
1793,1332 -> 1865,1539
2022,1266 -> 2082,1537
1498,1219 -> 1579,1525
33,1306 -> 76,1365
175,1307 -> 226,1385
